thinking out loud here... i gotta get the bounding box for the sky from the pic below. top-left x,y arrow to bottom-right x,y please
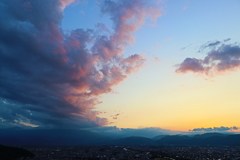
0,0 -> 240,135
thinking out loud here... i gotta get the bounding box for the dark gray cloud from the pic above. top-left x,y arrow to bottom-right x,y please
198,40 -> 227,52
176,43 -> 240,75
190,126 -> 238,132
224,38 -> 231,42
0,0 -> 161,128
203,41 -> 221,48
181,44 -> 192,50
111,113 -> 120,120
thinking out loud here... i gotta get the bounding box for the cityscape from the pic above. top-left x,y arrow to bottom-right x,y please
21,145 -> 240,160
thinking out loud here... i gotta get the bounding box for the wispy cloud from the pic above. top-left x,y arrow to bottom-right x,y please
190,126 -> 239,132
153,57 -> 161,63
0,0 -> 162,128
198,40 -> 227,52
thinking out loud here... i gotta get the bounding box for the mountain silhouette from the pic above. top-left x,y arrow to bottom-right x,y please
152,135 -> 167,140
110,136 -> 154,145
156,133 -> 240,146
0,128 -> 112,146
1,128 -> 240,146
0,145 -> 34,160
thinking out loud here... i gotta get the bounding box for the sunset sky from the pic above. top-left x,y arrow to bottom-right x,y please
1,0 -> 240,134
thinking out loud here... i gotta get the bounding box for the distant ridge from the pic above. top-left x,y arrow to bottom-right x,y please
156,133 -> 240,146
110,136 -> 154,145
0,128 -> 240,146
0,128 -> 112,146
152,135 -> 167,140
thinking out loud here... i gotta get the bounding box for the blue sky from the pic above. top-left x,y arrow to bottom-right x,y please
0,0 -> 240,134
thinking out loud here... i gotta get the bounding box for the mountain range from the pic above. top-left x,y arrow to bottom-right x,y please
1,128 -> 240,146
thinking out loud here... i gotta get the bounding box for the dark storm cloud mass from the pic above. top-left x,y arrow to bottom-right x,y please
176,41 -> 240,76
0,0 -> 161,128
190,126 -> 238,132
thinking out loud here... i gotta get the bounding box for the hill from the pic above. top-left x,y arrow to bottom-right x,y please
111,136 -> 154,145
0,145 -> 34,160
0,128 -> 113,146
156,133 -> 240,146
1,128 -> 240,146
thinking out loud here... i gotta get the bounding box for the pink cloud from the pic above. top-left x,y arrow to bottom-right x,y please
154,57 -> 161,63
176,58 -> 205,74
59,0 -> 76,9
121,54 -> 146,74
176,44 -> 240,76
0,0 -> 162,128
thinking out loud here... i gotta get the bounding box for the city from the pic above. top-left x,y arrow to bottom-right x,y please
21,145 -> 240,160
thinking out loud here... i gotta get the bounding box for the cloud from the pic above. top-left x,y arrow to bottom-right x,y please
90,126 -> 179,138
111,113 -> 121,120
202,40 -> 221,49
224,38 -> 231,42
181,44 -> 192,50
0,0 -> 162,128
190,126 -> 239,132
176,58 -> 204,73
165,37 -> 172,41
176,42 -> 240,76
197,40 -> 226,53
154,57 -> 161,63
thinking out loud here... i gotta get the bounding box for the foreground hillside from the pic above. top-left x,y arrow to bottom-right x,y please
0,145 -> 34,160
